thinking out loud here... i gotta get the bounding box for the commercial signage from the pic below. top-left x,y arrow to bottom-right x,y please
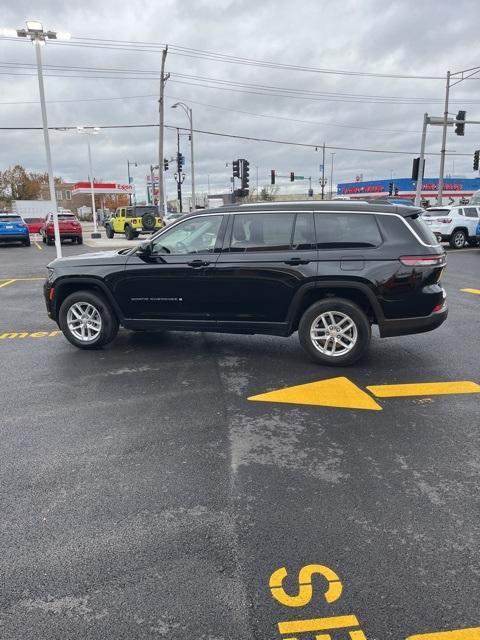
337,177 -> 480,196
71,182 -> 133,195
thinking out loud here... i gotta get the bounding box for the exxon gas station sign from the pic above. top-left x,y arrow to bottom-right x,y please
71,182 -> 134,195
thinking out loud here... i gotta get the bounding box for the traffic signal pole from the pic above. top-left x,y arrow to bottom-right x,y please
414,113 -> 428,207
437,71 -> 451,205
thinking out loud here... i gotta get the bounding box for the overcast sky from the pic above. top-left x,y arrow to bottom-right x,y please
1,0 -> 480,202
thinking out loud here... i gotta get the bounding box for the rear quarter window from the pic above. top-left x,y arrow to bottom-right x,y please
314,212 -> 382,248
405,216 -> 438,245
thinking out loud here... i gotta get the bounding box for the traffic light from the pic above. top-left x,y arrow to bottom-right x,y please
412,157 -> 425,180
474,150 -> 480,171
388,182 -> 393,196
164,158 -> 169,171
232,159 -> 240,178
177,153 -> 184,170
290,172 -> 295,182
394,186 -> 399,196
455,110 -> 466,136
241,159 -> 250,192
271,170 -> 275,185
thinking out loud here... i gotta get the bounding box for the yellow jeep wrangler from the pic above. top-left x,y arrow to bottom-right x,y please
105,205 -> 164,240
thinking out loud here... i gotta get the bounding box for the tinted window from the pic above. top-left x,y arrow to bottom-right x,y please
0,215 -> 22,221
230,213 -> 295,252
292,213 -> 314,250
423,208 -> 450,217
464,207 -> 479,218
405,215 -> 438,245
314,213 -> 382,248
130,206 -> 157,216
151,215 -> 223,255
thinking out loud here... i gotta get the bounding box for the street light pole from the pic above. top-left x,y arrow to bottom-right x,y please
78,127 -> 101,238
330,153 -> 336,198
127,160 -> 137,205
9,21 -> 70,258
172,102 -> 195,211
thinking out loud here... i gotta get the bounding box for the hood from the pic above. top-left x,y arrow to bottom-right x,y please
48,249 -> 131,268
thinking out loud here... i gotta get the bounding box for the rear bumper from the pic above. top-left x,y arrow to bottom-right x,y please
0,233 -> 28,242
47,233 -> 82,240
379,305 -> 448,338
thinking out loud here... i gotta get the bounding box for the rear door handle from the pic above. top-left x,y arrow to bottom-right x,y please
188,259 -> 210,267
284,257 -> 310,265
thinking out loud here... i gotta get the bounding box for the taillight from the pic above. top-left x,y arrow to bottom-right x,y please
49,287 -> 55,301
439,218 -> 452,223
400,255 -> 446,267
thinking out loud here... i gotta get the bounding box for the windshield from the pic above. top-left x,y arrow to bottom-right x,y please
0,215 -> 22,221
423,209 -> 450,217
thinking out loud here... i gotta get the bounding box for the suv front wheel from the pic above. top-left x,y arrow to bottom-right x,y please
298,298 -> 371,366
105,225 -> 114,239
59,290 -> 119,349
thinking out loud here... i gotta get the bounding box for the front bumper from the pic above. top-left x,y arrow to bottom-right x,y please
379,304 -> 448,338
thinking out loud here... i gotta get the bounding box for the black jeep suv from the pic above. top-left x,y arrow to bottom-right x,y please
44,201 -> 447,365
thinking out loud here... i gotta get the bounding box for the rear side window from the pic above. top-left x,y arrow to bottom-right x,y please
230,213 -> 295,252
314,213 -> 382,248
405,215 -> 438,245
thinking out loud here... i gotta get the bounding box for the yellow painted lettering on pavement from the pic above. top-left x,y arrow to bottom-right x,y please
270,564 -> 343,608
461,288 -> 480,295
278,614 -> 359,635
368,381 -> 480,398
0,330 -> 60,340
407,627 -> 480,640
248,377 -> 382,411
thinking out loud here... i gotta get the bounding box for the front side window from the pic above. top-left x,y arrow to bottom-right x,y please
230,213 -> 295,252
464,207 -> 479,218
315,213 -> 382,248
151,215 -> 223,255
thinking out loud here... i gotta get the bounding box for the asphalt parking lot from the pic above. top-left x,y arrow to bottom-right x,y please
0,241 -> 479,639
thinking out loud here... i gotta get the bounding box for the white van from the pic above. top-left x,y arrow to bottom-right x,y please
423,204 -> 480,248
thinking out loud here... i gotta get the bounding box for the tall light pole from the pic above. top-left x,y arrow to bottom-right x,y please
77,127 -> 101,238
172,102 -> 195,211
330,153 -> 336,198
127,160 -> 137,205
5,21 -> 70,259
438,65 -> 480,204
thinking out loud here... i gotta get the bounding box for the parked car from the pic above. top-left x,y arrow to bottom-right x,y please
476,220 -> 480,243
24,217 -> 45,234
44,201 -> 447,365
105,205 -> 164,240
423,205 -> 479,248
40,212 -> 83,245
0,213 -> 30,246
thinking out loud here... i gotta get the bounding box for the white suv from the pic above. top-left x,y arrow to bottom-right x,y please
423,205 -> 480,248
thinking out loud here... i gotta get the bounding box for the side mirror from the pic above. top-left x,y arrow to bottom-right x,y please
136,241 -> 153,260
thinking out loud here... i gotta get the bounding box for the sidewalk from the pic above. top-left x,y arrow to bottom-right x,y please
80,222 -> 138,249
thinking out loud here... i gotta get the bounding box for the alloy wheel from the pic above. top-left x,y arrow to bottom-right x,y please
310,311 -> 358,357
66,302 -> 102,343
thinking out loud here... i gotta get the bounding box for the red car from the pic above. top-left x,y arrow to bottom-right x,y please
24,217 -> 44,234
40,213 -> 83,245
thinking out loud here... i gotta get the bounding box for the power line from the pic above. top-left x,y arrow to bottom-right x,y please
0,122 -> 471,156
3,34 -> 479,82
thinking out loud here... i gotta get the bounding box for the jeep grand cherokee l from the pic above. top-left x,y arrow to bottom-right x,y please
44,201 -> 447,365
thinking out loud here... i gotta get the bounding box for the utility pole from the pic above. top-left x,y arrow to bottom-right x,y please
330,152 -> 336,198
321,142 -> 326,200
437,71 -> 451,205
158,46 -> 169,215
415,113 -> 429,207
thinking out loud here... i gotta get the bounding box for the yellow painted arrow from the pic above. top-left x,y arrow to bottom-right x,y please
248,377 -> 382,411
248,378 -> 480,411
407,627 -> 480,640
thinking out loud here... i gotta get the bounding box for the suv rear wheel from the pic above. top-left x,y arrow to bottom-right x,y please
59,290 -> 119,349
298,298 -> 371,366
450,229 -> 467,249
124,224 -> 135,240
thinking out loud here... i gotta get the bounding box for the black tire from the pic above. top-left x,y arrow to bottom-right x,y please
142,212 -> 156,231
46,236 -> 54,246
23,236 -> 31,247
298,298 -> 371,366
77,236 -> 83,245
42,234 -> 46,244
58,290 -> 119,350
124,224 -> 135,240
105,225 -> 114,239
449,229 -> 467,249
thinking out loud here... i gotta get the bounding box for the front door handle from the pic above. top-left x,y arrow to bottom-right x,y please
188,259 -> 210,267
284,257 -> 310,265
